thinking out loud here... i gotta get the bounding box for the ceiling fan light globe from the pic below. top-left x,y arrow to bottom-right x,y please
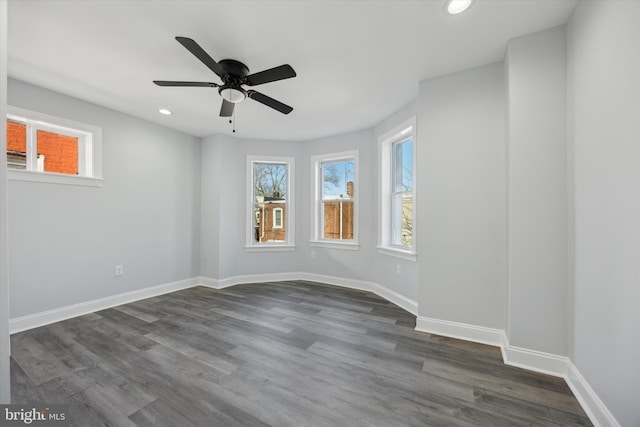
446,0 -> 472,14
220,87 -> 246,104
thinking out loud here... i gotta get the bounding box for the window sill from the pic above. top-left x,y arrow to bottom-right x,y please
377,247 -> 416,261
8,169 -> 103,187
309,240 -> 360,251
245,245 -> 296,252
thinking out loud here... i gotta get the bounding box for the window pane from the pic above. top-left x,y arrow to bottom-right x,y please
6,120 -> 27,169
401,193 -> 413,247
322,160 -> 354,199
253,162 -> 287,243
322,200 -> 354,240
321,159 -> 355,240
36,129 -> 79,175
401,139 -> 413,192
391,193 -> 403,245
393,139 -> 413,192
392,192 -> 413,247
393,143 -> 403,192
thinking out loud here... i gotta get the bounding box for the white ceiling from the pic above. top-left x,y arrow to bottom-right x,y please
7,0 -> 578,141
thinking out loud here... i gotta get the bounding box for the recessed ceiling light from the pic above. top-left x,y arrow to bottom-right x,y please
159,108 -> 172,115
446,0 -> 473,15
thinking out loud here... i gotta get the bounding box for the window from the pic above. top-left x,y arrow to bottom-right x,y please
246,156 -> 295,250
379,117 -> 416,259
273,208 -> 283,229
5,106 -> 102,186
310,151 -> 359,249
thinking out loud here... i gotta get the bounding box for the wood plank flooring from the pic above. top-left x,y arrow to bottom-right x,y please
11,281 -> 593,426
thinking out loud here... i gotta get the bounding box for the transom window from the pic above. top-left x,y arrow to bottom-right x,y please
311,151 -> 359,248
246,156 -> 295,250
5,106 -> 102,186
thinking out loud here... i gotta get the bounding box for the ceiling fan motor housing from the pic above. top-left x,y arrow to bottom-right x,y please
218,59 -> 250,103
219,59 -> 250,80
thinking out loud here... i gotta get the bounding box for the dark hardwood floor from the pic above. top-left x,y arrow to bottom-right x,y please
11,281 -> 593,426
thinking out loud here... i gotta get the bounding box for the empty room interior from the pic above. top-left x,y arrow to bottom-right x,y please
0,0 -> 638,426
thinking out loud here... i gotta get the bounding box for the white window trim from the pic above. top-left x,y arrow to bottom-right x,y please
310,241 -> 360,251
310,150 -> 359,249
376,246 -> 416,261
378,116 -> 416,260
6,106 -> 103,187
245,155 -> 295,251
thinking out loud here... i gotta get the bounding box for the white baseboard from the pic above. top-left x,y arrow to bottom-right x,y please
299,273 -> 418,315
197,276 -> 221,289
565,361 -> 621,427
9,277 -> 199,334
502,344 -> 569,377
10,274 -> 417,334
197,272 -> 418,315
415,316 -> 506,348
198,272 -> 301,291
414,316 -> 619,427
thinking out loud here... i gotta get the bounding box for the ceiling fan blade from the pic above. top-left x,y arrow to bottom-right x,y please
247,90 -> 293,114
220,99 -> 235,117
175,36 -> 227,78
153,80 -> 218,87
245,64 -> 297,86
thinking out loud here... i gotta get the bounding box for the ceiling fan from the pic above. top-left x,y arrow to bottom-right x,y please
154,37 -> 297,117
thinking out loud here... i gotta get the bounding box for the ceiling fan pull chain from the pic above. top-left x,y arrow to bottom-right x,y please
233,108 -> 236,133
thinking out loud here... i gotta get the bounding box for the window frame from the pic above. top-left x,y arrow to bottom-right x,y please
378,117 -> 416,260
310,150 -> 359,250
6,106 -> 103,187
245,155 -> 295,251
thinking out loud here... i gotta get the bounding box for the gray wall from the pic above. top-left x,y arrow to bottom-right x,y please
199,134 -> 222,280
505,27 -> 567,355
568,1 -> 640,425
6,80 -> 421,324
0,0 -> 11,404
7,79 -> 202,318
199,134 -> 307,280
303,126 -> 418,299
199,119 -> 419,303
417,63 -> 506,329
371,101 -> 418,301
302,129 -> 376,281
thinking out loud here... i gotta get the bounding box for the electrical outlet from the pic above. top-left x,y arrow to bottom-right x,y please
396,264 -> 402,276
310,251 -> 316,260
115,265 -> 124,276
